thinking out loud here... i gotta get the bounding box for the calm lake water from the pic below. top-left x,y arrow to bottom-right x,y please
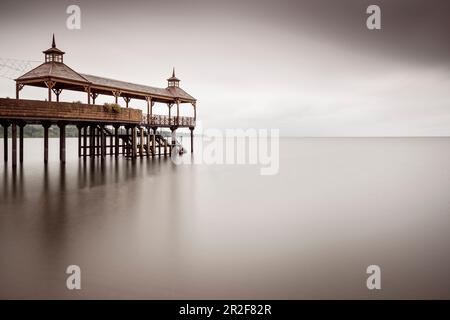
1,137 -> 449,299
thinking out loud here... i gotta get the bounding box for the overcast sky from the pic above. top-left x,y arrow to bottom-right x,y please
1,0 -> 449,136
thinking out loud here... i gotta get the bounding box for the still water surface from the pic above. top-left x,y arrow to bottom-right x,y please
1,138 -> 449,298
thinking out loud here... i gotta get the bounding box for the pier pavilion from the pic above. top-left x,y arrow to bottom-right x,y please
0,35 -> 197,166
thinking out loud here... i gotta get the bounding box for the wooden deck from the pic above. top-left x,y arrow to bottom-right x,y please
0,98 -> 195,128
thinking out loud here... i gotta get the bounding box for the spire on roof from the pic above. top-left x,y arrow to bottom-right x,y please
167,67 -> 180,87
43,34 -> 65,63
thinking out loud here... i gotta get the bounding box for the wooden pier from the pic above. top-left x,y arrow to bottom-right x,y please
0,35 -> 197,166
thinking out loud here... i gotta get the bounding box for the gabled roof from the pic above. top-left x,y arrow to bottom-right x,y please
16,62 -> 89,83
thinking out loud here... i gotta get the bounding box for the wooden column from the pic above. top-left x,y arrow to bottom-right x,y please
59,123 -> 66,163
43,123 -> 50,164
83,126 -> 87,157
2,123 -> 9,162
176,100 -> 180,125
89,126 -> 95,158
100,126 -> 106,159
45,81 -> 55,102
96,127 -> 100,156
190,127 -> 194,153
114,125 -> 120,157
53,88 -> 62,102
11,123 -> 17,167
139,127 -> 144,156
146,128 -> 150,156
131,127 -> 137,158
77,125 -> 82,157
146,97 -> 154,126
152,128 -> 157,156
86,87 -> 91,105
124,97 -> 131,108
19,124 -> 24,163
16,83 -> 20,99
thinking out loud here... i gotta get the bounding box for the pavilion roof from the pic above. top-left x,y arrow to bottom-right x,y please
16,63 -> 196,103
17,62 -> 89,84
80,74 -> 195,101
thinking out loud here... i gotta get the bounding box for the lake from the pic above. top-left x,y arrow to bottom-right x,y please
1,137 -> 449,299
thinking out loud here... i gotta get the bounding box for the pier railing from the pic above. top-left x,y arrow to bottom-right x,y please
142,114 -> 196,127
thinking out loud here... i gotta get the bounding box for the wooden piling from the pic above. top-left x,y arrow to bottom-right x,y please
43,123 -> 49,164
190,127 -> 194,153
3,123 -> 9,162
77,125 -> 82,157
89,126 -> 95,157
19,124 -> 24,163
114,126 -> 119,157
11,123 -> 17,167
131,127 -> 137,158
59,123 -> 66,163
139,127 -> 144,156
83,126 -> 87,157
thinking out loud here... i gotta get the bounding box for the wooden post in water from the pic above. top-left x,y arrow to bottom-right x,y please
190,127 -> 194,153
100,126 -> 106,159
3,122 -> 9,162
110,129 -> 113,156
11,123 -> 17,167
139,127 -> 144,156
77,125 -> 82,158
43,123 -> 50,164
146,128 -> 150,156
131,127 -> 137,158
89,126 -> 95,158
114,125 -> 119,157
83,126 -> 87,158
19,124 -> 24,163
96,127 -> 100,156
59,123 -> 66,163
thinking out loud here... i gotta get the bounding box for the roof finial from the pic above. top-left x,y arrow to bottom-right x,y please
172,67 -> 175,78
52,34 -> 56,48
